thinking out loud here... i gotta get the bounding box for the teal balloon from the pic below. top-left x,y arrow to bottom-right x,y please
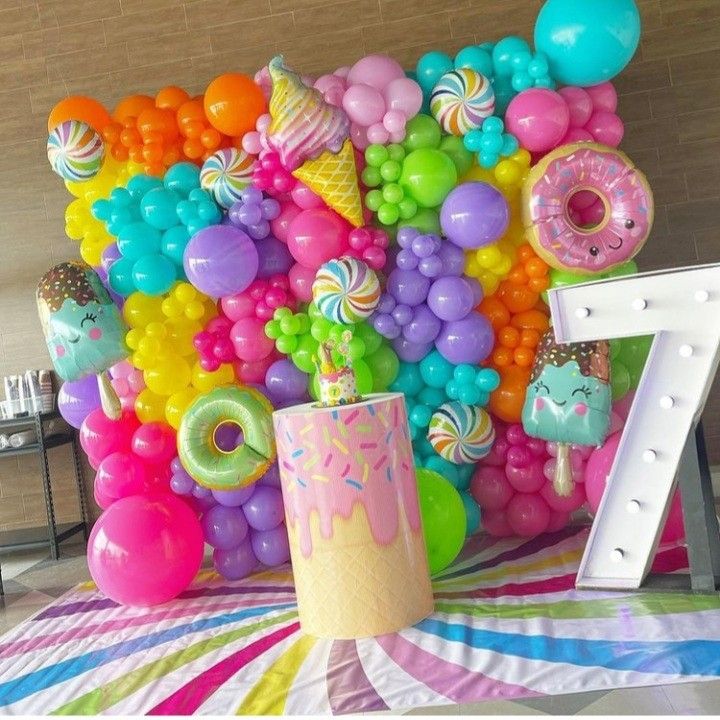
419,350 -> 453,389
163,162 -> 200,195
117,222 -> 161,261
127,174 -> 162,198
161,225 -> 191,267
491,76 -> 516,115
140,188 -> 181,230
534,0 -> 641,86
461,491 -> 481,536
418,386 -> 445,408
108,256 -> 136,297
416,51 -> 453,94
132,254 -> 177,296
391,361 -> 425,396
492,36 -> 531,76
454,46 -> 493,77
425,456 -> 460,488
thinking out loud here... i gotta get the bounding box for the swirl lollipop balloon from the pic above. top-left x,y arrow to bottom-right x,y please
312,257 -> 380,324
430,69 -> 495,136
47,120 -> 105,182
200,148 -> 256,209
428,401 -> 495,464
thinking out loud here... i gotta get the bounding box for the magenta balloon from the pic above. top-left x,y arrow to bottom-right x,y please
557,86 -> 593,128
131,422 -> 177,464
251,526 -> 290,566
392,336 -> 434,362
288,262 -> 315,302
255,236 -> 294,278
505,88 -> 570,153
661,492 -> 685,543
213,539 -> 258,579
286,208 -> 350,270
506,493 -> 551,537
231,317 -> 275,362
547,509 -> 571,532
482,508 -> 514,537
440,182 -> 509,249
183,224 -> 258,298
95,451 -> 152,503
435,311 -> 494,364
243,486 -> 285,531
585,82 -> 618,113
201,504 -> 249,550
58,375 -> 101,429
586,110 -> 624,147
80,409 -> 139,463
427,276 -> 476,322
506,460 -> 546,493
93,481 -> 114,511
270,200 -> 301,243
88,493 -> 203,606
540,480 -> 587,513
470,465 -> 514,510
265,358 -> 309,402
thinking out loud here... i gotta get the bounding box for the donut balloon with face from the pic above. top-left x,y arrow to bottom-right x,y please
522,143 -> 653,275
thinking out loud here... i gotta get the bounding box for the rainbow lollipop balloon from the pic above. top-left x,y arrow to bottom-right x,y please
428,401 -> 495,464
200,148 -> 255,209
312,257 -> 380,324
430,69 -> 495,136
47,120 -> 105,182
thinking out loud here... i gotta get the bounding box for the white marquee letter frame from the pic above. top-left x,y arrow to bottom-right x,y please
548,263 -> 720,590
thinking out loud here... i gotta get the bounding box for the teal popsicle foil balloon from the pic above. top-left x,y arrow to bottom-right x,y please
37,261 -> 129,382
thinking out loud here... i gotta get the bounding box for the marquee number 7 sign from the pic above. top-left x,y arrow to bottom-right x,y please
548,264 -> 720,591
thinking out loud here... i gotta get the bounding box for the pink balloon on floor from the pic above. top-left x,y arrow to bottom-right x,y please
88,493 -> 204,606
506,493 -> 551,537
481,508 -> 514,537
470,465 -> 514,510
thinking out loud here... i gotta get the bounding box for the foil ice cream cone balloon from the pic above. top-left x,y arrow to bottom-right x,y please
267,55 -> 350,171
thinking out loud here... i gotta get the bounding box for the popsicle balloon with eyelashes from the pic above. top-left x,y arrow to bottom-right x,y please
521,327 -> 611,496
37,261 -> 129,419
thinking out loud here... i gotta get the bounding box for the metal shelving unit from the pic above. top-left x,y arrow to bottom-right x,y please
0,409 -> 89,594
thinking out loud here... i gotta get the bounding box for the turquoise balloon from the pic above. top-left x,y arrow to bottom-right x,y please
127,174 -> 162,198
425,456 -> 460,488
461,491 -> 481,536
454,46 -> 493,77
117,222 -> 161,261
161,226 -> 191,267
534,0 -> 641,86
132,254 -> 177,296
140,188 -> 181,230
108,256 -> 136,297
163,162 -> 200,195
416,51 -> 453,94
419,350 -> 453,389
391,361 -> 425,397
492,36 -> 531,76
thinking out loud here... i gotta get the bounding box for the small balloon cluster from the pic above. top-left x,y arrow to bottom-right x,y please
42,0 -> 657,606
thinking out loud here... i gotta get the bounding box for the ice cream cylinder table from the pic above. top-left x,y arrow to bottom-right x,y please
273,392 -> 434,639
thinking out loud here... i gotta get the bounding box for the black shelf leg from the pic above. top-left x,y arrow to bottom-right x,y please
71,435 -> 89,541
36,414 -> 59,561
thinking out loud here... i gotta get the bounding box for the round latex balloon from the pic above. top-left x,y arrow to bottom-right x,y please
204,73 -> 266,137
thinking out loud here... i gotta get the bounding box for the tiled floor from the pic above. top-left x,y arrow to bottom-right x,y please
1,542 -> 720,715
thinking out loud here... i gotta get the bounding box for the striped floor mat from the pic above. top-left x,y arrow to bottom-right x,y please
1,526 -> 719,715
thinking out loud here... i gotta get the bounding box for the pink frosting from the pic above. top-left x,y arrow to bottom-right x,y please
273,394 -> 421,557
526,146 -> 653,273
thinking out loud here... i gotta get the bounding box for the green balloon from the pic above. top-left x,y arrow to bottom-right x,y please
607,260 -> 638,278
549,268 -> 589,289
403,114 -> 442,151
619,334 -> 652,387
365,343 -> 400,391
291,334 -> 319,374
399,207 -> 440,235
354,322 -> 382,355
353,359 -> 373,394
400,149 -> 457,208
416,467 -> 466,575
439,135 -> 473,176
611,360 -> 630,401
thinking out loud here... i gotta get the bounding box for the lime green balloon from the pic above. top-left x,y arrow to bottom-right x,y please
399,207 -> 440,235
264,319 -> 282,339
400,149 -> 457,208
307,302 -> 322,321
387,143 -> 406,163
549,268 -> 589,289
354,359 -> 373,394
365,144 -> 389,167
361,166 -> 382,188
378,203 -> 400,225
403,114 -> 442,151
440,135 -> 473,176
380,160 -> 402,183
365,343 -> 400,390
416,467 -> 466,575
310,317 -> 332,342
354,322 -> 382,355
607,260 -> 638,278
365,189 -> 383,212
611,360 -> 630,401
277,334 -> 298,355
291,334 -> 319,373
609,338 -> 622,360
619,334 -> 652,387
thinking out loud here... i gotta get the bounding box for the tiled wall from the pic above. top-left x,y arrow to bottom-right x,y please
0,0 -> 718,529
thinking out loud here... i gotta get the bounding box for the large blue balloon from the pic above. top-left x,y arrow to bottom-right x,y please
534,0 -> 641,86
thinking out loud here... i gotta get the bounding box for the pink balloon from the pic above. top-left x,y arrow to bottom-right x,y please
585,82 -> 618,113
334,65 -> 351,79
481,508 -> 514,537
367,122 -> 390,144
286,208 -> 350,269
95,451 -> 152,504
661,492 -> 685,543
505,88 -> 570,153
506,493 -> 551,537
383,77 -> 423,117
288,262 -> 315,302
131,422 -> 177,464
88,493 -> 204,606
94,482 -> 114,511
470,465 -> 514,510
547,510 -> 571,532
613,390 -> 635,421
242,131 -> 262,155
109,360 -> 133,379
231,317 -> 275,362
608,410 -> 624,436
558,86 -> 593,128
560,127 -> 594,144
111,377 -> 130,397
506,460 -> 546,493
80,409 -> 140,463
585,110 -> 624,147
540,480 -> 587,513
342,83 -> 386,126
585,432 -> 622,513
221,292 -> 255,321
347,54 -> 405,91
270,200 -> 302,244
235,352 -> 278,384
350,122 -> 370,150
291,182 -> 325,210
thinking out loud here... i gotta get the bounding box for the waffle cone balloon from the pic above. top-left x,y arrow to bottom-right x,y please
267,55 -> 349,171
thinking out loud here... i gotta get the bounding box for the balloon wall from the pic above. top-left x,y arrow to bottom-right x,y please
42,0 -> 668,606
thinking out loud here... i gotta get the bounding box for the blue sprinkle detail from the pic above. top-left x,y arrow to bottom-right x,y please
368,405 -> 375,416
297,478 -> 306,487
331,410 -> 338,420
386,467 -> 392,482
291,449 -> 304,458
345,479 -> 363,490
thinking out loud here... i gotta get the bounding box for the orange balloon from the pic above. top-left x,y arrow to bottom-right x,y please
138,107 -> 178,142
510,309 -> 550,334
497,282 -> 539,314
48,95 -> 111,133
113,94 -> 154,122
204,73 -> 266,137
177,99 -> 206,138
489,365 -> 531,423
156,86 -> 190,111
478,296 -> 510,333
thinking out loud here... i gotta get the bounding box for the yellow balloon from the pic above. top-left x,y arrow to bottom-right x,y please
173,282 -> 197,304
166,317 -> 202,357
123,292 -> 165,328
461,164 -> 498,186
166,387 -> 199,429
79,238 -> 103,266
191,361 -> 235,393
135,388 -> 167,423
145,356 -> 192,396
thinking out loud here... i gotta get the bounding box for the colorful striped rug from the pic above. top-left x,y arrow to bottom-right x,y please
1,525 -> 719,715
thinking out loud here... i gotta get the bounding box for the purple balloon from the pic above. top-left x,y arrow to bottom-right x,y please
251,527 -> 290,566
387,268 -> 430,306
170,470 -> 195,495
183,225 -> 258,298
259,463 -> 281,487
403,303 -> 442,344
435,311 -> 494,364
212,485 -> 255,507
214,422 -> 243,451
255,236 -> 294,278
213,539 -> 258,579
58,375 -> 101,429
466,277 -> 484,305
392,336 -> 434,362
170,456 -> 184,474
437,241 -> 465,276
201,505 -> 249,550
243,486 -> 285,531
265,359 -> 308,403
440,182 -> 509,249
101,243 -> 121,273
427,276 -> 475,322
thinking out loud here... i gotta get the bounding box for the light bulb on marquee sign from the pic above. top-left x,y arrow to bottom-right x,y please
547,263 -> 720,591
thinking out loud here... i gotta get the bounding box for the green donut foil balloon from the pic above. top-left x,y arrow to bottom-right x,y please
178,386 -> 276,490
